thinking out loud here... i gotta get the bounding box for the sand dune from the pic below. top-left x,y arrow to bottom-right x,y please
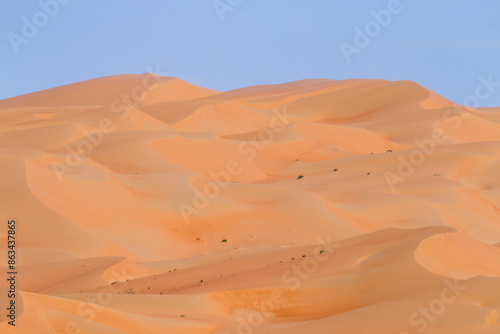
1,74 -> 500,333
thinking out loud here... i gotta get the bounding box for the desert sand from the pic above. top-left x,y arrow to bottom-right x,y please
1,74 -> 500,333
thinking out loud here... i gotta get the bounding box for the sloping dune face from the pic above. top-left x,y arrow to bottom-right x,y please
1,74 -> 500,334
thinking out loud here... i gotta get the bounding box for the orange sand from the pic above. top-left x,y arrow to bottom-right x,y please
1,74 -> 500,333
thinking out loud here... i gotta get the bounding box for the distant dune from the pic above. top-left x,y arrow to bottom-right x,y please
1,74 -> 500,333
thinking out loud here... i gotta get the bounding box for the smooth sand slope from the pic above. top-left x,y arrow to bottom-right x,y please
1,74 -> 500,333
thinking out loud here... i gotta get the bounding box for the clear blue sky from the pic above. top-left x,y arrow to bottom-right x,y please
1,0 -> 499,106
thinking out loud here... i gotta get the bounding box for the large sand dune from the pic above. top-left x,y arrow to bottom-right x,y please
1,74 -> 500,333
